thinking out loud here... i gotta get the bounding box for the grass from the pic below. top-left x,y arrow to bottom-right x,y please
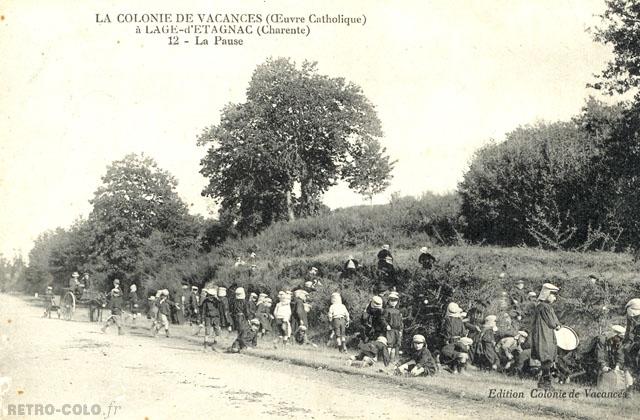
159,321 -> 637,420
26,294 -> 639,419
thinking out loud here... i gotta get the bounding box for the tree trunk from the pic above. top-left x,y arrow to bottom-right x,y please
286,191 -> 295,221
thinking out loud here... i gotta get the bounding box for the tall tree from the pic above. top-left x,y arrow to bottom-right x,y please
198,58 -> 393,232
592,0 -> 640,95
87,154 -> 202,288
342,138 -> 396,204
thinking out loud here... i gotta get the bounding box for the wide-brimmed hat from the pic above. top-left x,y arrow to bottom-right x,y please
72,272 -> 79,278
459,337 -> 473,346
611,325 -> 626,337
412,334 -> 426,344
626,298 -> 640,317
191,285 -> 198,291
537,283 -> 559,301
446,302 -> 463,318
294,289 -> 309,300
388,291 -> 400,300
516,330 -> 528,339
250,318 -> 261,327
371,296 -> 383,309
376,336 -> 388,345
483,315 -> 497,328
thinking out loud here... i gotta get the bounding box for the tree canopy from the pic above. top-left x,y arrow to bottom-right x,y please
592,0 -> 640,95
198,57 -> 394,234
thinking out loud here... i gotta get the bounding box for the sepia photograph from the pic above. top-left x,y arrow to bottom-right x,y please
1,0 -> 640,418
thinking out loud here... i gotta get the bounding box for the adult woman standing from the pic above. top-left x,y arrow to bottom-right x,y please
531,283 -> 561,390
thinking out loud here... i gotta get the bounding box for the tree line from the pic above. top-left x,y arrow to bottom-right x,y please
10,0 -> 640,294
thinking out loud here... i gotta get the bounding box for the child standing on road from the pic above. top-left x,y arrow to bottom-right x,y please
273,291 -> 292,347
218,286 -> 233,332
101,288 -> 125,335
128,284 -> 140,324
230,319 -> 261,353
42,286 -> 55,318
200,288 -> 221,350
153,290 -> 178,338
233,287 -> 248,333
256,297 -> 273,337
384,291 -> 403,360
328,292 -> 350,352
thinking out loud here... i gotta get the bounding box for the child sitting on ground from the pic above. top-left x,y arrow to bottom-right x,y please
347,336 -> 390,368
396,334 -> 437,377
440,337 -> 473,374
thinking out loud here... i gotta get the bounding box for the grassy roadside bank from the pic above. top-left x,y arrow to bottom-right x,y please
18,294 -> 637,419
170,323 -> 636,420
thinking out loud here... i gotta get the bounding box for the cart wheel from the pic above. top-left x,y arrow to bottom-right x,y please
61,292 -> 76,321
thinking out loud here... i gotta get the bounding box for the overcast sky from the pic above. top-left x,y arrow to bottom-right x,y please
0,0 -> 615,258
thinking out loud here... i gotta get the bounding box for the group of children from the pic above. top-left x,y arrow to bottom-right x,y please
45,250 -> 640,391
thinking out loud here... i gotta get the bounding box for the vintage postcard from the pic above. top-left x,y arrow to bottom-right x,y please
1,1 -> 638,419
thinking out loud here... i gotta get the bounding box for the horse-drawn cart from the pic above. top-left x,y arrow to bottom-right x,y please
59,287 -> 107,321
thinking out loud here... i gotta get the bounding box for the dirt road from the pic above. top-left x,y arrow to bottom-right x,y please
0,294 -> 561,420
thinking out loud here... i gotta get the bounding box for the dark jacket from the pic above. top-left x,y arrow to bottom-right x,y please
234,299 -> 248,330
473,328 -> 500,368
188,292 -> 199,312
156,298 -> 176,317
442,317 -> 466,343
418,252 -> 436,270
256,304 -> 272,331
109,295 -> 124,315
200,296 -> 220,320
440,342 -> 471,366
247,299 -> 258,319
218,296 -> 232,327
358,341 -> 390,366
531,301 -> 559,363
402,346 -> 437,375
291,297 -> 308,327
384,307 -> 403,330
364,304 -> 389,337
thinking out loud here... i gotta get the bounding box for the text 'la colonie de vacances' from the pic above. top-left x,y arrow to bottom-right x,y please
95,12 -> 367,46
